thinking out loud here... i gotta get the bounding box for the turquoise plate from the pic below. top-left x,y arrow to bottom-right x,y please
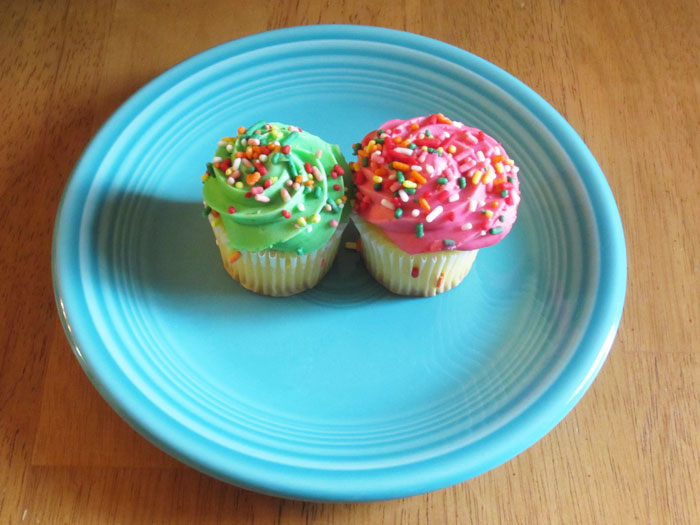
52,25 -> 626,501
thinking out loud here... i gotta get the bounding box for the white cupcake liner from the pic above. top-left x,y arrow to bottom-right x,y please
208,215 -> 347,296
353,215 -> 478,297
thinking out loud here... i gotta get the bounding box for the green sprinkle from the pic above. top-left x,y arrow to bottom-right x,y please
352,142 -> 361,153
501,190 -> 509,197
437,177 -> 448,185
481,209 -> 487,214
406,188 -> 416,195
377,128 -> 385,136
297,248 -> 304,255
507,176 -> 514,182
374,182 -> 383,191
394,208 -> 403,218
362,156 -> 369,167
202,205 -> 212,217
244,120 -> 266,137
443,239 -> 456,247
416,223 -> 424,238
396,172 -> 406,183
272,153 -> 280,163
498,215 -> 505,222
490,227 -> 504,235
303,185 -> 312,194
425,129 -> 432,137
280,130 -> 299,146
409,143 -> 417,149
458,177 -> 467,188
427,147 -> 436,153
314,186 -> 323,198
288,159 -> 298,176
206,162 -> 214,176
375,137 -> 385,144
327,199 -> 339,212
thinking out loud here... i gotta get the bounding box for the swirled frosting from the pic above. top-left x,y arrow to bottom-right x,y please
352,114 -> 521,254
202,121 -> 350,255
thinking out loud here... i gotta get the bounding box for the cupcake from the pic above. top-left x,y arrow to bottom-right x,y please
201,121 -> 351,296
351,113 -> 521,296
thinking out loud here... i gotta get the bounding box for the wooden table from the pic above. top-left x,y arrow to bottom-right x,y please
2,1 -> 698,522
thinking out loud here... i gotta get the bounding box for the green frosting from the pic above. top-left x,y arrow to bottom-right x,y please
202,122 -> 351,254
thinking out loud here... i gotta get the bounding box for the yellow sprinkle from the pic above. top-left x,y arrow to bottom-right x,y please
402,180 -> 417,188
234,181 -> 244,189
495,162 -> 504,174
201,173 -> 209,182
419,198 -> 431,211
373,175 -> 383,183
484,170 -> 496,184
448,145 -> 457,154
437,147 -> 444,154
345,241 -> 357,250
211,218 -> 222,227
311,213 -> 321,223
485,210 -> 494,218
297,217 -> 307,227
421,146 -> 428,151
505,158 -> 515,165
471,170 -> 483,185
225,167 -> 233,176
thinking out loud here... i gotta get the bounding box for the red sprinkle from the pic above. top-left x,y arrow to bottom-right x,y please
354,172 -> 366,185
333,164 -> 344,175
244,191 -> 252,198
281,210 -> 291,218
282,145 -> 291,155
411,266 -> 420,278
304,162 -> 313,174
333,184 -> 341,191
211,210 -> 220,218
228,206 -> 236,214
263,179 -> 273,188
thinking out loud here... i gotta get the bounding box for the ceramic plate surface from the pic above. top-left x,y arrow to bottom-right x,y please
53,25 -> 626,501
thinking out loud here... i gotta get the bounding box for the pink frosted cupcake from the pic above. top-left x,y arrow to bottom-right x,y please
351,113 -> 521,296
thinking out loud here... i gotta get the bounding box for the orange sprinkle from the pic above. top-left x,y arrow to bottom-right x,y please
246,172 -> 261,185
374,168 -> 387,176
211,210 -> 220,218
229,250 -> 242,263
409,170 -> 427,185
436,113 -> 452,125
492,155 -> 504,163
234,152 -> 245,158
392,161 -> 410,171
245,147 -> 254,158
295,174 -> 303,184
436,272 -> 445,288
402,139 -> 411,147
237,126 -> 246,135
491,201 -> 500,208
419,198 -> 431,211
410,123 -> 420,131
393,136 -> 403,143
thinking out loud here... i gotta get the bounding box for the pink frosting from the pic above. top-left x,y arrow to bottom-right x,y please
352,114 -> 521,254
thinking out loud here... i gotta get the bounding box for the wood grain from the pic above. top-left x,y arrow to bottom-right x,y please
2,0 -> 699,523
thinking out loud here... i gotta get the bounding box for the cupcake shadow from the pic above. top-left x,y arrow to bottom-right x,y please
97,190 -> 390,306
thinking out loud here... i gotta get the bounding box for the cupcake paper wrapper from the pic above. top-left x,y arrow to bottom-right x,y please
353,215 -> 478,297
208,215 -> 347,296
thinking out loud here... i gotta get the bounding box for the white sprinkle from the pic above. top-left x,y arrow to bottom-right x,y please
410,165 -> 423,172
426,205 -> 444,223
248,138 -> 260,146
389,182 -> 402,192
461,222 -> 473,230
241,158 -> 252,167
226,144 -> 233,152
394,147 -> 414,155
398,189 -> 409,202
338,203 -> 345,208
493,146 -> 501,155
286,180 -> 293,186
465,132 -> 477,144
426,165 -> 435,175
411,209 -> 420,217
240,138 -> 248,146
233,158 -> 241,170
297,203 -> 306,211
418,152 -> 428,162
380,198 -> 396,210
448,193 -> 460,202
280,188 -> 290,201
469,200 -> 478,212
324,204 -> 332,212
307,225 -> 313,233
315,149 -> 323,158
388,173 -> 397,180
485,147 -> 494,157
459,163 -> 472,173
481,230 -> 487,236
227,176 -> 235,184
312,166 -> 324,181
212,156 -> 222,163
255,194 -> 270,202
504,164 -> 512,173
218,140 -> 226,146
477,150 -> 485,162
480,200 -> 486,207
293,182 -> 301,191
258,154 -> 268,162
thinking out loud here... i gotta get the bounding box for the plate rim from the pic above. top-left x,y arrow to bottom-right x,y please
52,24 -> 627,501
